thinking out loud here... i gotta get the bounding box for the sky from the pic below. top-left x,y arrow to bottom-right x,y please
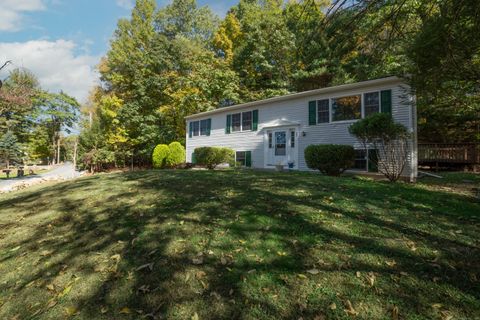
0,0 -> 238,103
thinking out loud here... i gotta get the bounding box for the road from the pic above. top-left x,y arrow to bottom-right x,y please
0,162 -> 81,192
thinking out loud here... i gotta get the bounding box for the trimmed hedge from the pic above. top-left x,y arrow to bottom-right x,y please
166,142 -> 186,167
194,146 -> 235,170
152,144 -> 170,169
304,144 -> 355,176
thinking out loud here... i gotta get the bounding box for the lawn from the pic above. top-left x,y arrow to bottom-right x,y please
0,170 -> 479,320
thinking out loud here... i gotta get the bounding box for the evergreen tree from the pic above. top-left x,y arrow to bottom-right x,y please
0,131 -> 21,169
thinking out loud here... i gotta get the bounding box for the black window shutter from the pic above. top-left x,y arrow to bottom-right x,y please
191,152 -> 196,164
252,110 -> 259,131
189,122 -> 193,138
245,151 -> 252,167
308,101 -> 317,125
226,115 -> 231,134
207,119 -> 211,136
381,90 -> 392,115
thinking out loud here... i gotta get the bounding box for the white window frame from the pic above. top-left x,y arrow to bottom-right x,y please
190,119 -> 209,137
230,111 -> 253,133
363,91 -> 381,118
317,99 -> 330,124
330,94 -> 363,123
235,151 -> 247,166
311,90 -> 385,125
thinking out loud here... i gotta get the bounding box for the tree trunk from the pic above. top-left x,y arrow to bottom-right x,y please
57,137 -> 61,164
52,134 -> 57,165
73,138 -> 78,168
131,150 -> 134,171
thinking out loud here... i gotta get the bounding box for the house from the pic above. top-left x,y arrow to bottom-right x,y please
185,76 -> 418,181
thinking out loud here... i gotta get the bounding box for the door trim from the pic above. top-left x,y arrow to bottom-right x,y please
263,126 -> 299,169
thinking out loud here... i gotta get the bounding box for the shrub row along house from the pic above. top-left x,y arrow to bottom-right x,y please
185,76 -> 418,181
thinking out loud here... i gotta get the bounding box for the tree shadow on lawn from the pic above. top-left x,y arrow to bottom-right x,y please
0,170 -> 479,319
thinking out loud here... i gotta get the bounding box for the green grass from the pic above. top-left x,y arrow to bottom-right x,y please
0,170 -> 479,320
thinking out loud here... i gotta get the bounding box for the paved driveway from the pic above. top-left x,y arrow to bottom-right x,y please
0,162 -> 81,191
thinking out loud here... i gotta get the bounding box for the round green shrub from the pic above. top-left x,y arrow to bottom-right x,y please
166,142 -> 186,167
194,146 -> 234,169
304,144 -> 355,176
152,144 -> 170,169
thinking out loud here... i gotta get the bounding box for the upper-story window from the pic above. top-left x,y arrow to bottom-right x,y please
317,99 -> 330,123
189,119 -> 211,137
332,95 -> 362,121
200,119 -> 209,136
364,92 -> 380,117
192,121 -> 200,136
242,111 -> 252,131
226,110 -> 258,134
232,113 -> 241,132
309,89 -> 391,125
231,111 -> 252,132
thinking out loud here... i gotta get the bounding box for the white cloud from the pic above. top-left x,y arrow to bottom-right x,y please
0,0 -> 46,31
0,40 -> 99,103
116,0 -> 134,10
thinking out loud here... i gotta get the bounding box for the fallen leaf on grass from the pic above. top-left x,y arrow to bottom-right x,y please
65,306 -> 78,316
406,240 -> 418,252
46,299 -> 57,309
297,274 -> 307,279
192,312 -> 199,320
329,303 -> 337,310
344,300 -> 358,316
40,250 -> 53,257
196,271 -> 206,279
210,291 -> 221,300
101,306 -> 108,314
46,284 -> 55,292
58,285 -> 72,298
307,269 -> 320,275
119,307 -> 131,314
441,311 -> 453,320
111,254 -> 121,262
220,257 -> 228,265
366,272 -> 376,286
385,260 -> 397,267
136,263 -> 154,272
392,305 -> 399,320
30,309 -> 42,317
192,257 -> 203,265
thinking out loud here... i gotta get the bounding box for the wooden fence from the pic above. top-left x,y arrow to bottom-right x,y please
418,143 -> 480,165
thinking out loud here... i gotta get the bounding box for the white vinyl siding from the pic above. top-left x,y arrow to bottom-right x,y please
186,78 -> 416,180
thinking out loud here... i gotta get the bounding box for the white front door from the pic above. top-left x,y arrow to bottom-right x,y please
266,128 -> 297,168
